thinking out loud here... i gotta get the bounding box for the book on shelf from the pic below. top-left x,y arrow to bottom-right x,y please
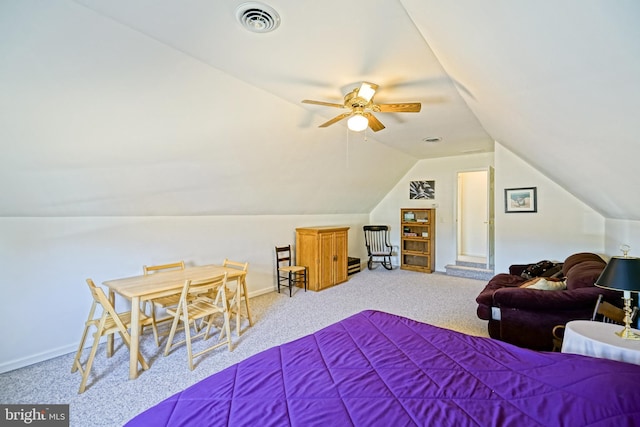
403,212 -> 415,222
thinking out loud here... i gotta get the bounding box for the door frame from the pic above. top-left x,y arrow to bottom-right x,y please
456,167 -> 495,268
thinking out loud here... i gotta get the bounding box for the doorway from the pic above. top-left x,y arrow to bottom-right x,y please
456,168 -> 494,268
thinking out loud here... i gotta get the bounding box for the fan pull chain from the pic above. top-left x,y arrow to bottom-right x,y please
346,126 -> 350,168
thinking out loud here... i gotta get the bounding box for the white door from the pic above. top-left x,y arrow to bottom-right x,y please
457,169 -> 493,266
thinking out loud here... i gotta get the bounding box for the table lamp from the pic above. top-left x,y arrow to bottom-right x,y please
595,255 -> 640,340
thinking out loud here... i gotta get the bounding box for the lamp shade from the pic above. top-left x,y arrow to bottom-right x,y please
595,256 -> 640,292
347,114 -> 368,132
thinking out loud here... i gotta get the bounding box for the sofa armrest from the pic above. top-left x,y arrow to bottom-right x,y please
476,274 -> 526,307
488,273 -> 526,288
492,286 -> 612,311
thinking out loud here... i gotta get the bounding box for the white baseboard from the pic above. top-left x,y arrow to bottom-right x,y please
0,344 -> 78,374
247,285 -> 277,298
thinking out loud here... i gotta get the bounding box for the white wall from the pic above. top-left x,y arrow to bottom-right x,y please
370,144 -> 608,275
0,144 -> 621,373
0,214 -> 369,373
604,219 -> 640,257
370,152 -> 494,271
494,143 -> 605,272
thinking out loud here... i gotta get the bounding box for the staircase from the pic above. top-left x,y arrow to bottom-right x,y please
445,260 -> 494,281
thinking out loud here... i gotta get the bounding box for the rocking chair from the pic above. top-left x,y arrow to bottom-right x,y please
363,225 -> 393,270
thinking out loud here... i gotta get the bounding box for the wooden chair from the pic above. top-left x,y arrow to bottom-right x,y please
552,294 -> 639,351
71,279 -> 151,393
164,273 -> 232,371
591,294 -> 637,324
143,261 -> 185,346
363,225 -> 393,270
275,245 -> 307,297
220,259 -> 250,337
144,261 -> 185,275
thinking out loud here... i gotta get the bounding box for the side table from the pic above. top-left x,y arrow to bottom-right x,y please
561,320 -> 640,365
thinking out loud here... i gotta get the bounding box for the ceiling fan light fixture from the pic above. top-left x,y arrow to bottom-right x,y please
347,114 -> 369,132
302,81 -> 419,133
358,82 -> 377,102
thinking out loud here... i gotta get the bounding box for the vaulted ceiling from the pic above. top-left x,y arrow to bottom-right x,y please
1,1 -> 639,219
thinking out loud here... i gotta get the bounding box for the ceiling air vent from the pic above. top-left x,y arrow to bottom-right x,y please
422,137 -> 442,143
235,2 -> 281,33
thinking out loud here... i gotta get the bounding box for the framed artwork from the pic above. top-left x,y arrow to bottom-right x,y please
504,187 -> 537,213
409,180 -> 435,199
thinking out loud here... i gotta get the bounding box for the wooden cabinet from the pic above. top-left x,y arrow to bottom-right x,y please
400,209 -> 435,273
296,226 -> 349,291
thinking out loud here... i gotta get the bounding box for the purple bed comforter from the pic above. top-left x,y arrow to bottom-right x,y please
126,310 -> 640,426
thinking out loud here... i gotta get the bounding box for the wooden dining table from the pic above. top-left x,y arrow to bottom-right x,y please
103,264 -> 251,379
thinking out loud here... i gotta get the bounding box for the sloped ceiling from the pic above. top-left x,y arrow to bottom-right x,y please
403,0 -> 640,220
1,1 -> 638,219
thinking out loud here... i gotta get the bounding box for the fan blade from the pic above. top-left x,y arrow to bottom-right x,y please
319,112 -> 352,128
364,113 -> 385,132
375,102 -> 422,113
302,100 -> 345,108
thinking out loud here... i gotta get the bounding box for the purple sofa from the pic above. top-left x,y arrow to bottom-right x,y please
476,252 -> 623,351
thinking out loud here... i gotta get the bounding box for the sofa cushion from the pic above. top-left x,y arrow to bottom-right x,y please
562,252 -> 605,276
520,277 -> 567,291
565,260 -> 606,290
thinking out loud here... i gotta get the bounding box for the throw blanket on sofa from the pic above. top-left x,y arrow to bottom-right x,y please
126,310 -> 640,426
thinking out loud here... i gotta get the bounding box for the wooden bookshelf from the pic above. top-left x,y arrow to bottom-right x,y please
400,208 -> 435,273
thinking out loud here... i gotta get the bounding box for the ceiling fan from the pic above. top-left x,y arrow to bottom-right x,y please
302,82 -> 421,132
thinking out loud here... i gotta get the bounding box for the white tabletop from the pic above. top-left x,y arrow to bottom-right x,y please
561,320 -> 640,365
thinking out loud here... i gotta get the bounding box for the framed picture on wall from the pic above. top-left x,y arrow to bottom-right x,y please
409,180 -> 435,199
504,187 -> 537,213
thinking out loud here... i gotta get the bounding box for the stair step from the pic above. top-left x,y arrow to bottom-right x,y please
445,264 -> 494,281
455,260 -> 488,269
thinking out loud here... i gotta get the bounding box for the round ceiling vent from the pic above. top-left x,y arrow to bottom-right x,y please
235,2 -> 281,33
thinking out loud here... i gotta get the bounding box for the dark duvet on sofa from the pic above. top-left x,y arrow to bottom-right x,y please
126,310 -> 640,426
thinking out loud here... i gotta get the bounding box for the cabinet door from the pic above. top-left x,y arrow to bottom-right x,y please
334,231 -> 348,284
296,231 -> 318,290
318,232 -> 335,289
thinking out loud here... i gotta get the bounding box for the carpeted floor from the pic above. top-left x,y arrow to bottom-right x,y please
0,268 -> 489,427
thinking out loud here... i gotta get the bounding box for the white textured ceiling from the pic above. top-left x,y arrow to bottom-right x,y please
1,1 -> 639,219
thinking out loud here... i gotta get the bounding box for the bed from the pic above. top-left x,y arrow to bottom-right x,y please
126,310 -> 640,426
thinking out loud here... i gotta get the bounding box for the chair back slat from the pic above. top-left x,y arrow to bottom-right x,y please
222,259 -> 249,272
144,261 -> 185,275
363,225 -> 391,255
276,245 -> 294,267
591,294 -> 638,324
188,274 -> 227,297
